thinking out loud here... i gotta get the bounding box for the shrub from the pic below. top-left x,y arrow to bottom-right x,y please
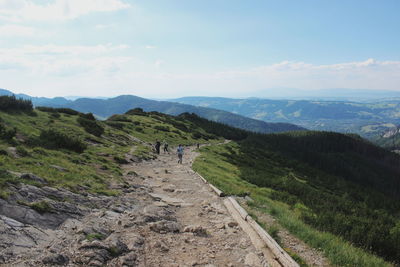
39,129 -> 87,153
77,116 -> 104,137
86,233 -> 105,241
16,146 -> 29,157
32,147 -> 48,155
107,114 -> 132,122
30,201 -> 53,214
105,121 -> 125,130
125,108 -> 145,116
50,112 -> 60,119
192,132 -> 202,139
135,127 -> 144,132
36,106 -> 56,112
0,123 -> 16,141
56,108 -> 80,115
154,125 -> 170,132
79,113 -> 96,121
114,156 -> 129,164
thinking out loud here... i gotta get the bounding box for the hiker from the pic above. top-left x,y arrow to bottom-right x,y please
155,140 -> 161,154
197,143 -> 200,149
177,144 -> 184,164
163,141 -> 169,153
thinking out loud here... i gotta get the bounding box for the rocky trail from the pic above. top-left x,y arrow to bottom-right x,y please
0,145 -> 270,266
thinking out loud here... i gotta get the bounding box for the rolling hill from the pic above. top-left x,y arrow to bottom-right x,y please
0,89 -> 305,134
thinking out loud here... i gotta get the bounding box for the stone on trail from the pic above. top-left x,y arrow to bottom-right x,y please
183,225 -> 208,237
149,220 -> 181,233
244,252 -> 262,267
42,253 -> 69,265
118,252 -> 137,267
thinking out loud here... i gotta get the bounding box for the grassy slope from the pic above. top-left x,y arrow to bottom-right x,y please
0,108 -> 221,199
193,142 -> 396,267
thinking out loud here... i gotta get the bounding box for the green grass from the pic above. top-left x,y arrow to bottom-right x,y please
86,233 -> 105,241
193,143 -> 393,267
17,200 -> 53,214
0,109 -> 221,200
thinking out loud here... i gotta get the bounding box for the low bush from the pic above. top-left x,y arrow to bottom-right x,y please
36,107 -> 81,116
16,146 -> 29,157
77,116 -> 104,137
50,112 -> 60,119
125,108 -> 145,116
113,156 -> 129,164
154,125 -> 170,132
105,121 -> 125,130
0,123 -> 16,141
55,108 -> 80,115
39,129 -> 87,153
79,113 -> 96,121
108,114 -> 132,122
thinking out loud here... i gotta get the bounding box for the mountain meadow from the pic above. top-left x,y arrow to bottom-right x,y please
0,95 -> 400,266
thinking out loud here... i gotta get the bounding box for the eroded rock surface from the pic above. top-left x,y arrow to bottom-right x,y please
0,146 -> 268,266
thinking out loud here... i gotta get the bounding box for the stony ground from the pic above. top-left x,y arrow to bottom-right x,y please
0,145 -> 269,267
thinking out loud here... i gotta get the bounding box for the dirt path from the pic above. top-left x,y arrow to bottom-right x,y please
1,144 -> 269,266
124,145 -> 269,266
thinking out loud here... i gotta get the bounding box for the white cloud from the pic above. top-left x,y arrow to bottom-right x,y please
1,56 -> 400,98
0,24 -> 37,36
145,45 -> 157,49
0,43 -> 132,75
0,0 -> 130,22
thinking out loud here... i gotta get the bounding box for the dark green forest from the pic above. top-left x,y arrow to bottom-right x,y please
185,113 -> 400,263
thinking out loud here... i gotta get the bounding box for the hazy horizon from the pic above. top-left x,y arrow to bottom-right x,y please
1,0 -> 399,98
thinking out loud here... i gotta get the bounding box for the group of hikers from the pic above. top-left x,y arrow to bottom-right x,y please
154,140 -> 186,164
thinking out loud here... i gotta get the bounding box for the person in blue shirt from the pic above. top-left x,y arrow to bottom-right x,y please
177,144 -> 184,164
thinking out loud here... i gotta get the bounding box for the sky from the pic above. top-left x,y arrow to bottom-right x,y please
0,0 -> 399,98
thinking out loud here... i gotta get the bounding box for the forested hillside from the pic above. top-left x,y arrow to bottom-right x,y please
188,114 -> 400,265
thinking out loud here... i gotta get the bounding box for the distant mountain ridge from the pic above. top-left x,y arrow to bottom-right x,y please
0,89 -> 304,134
173,96 -> 400,139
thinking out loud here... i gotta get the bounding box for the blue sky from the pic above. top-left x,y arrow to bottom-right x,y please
0,0 -> 399,98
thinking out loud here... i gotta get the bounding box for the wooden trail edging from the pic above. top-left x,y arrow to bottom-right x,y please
194,171 -> 299,267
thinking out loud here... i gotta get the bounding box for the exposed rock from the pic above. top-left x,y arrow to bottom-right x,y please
119,252 -> 137,266
79,249 -> 110,266
50,165 -> 68,172
42,253 -> 69,265
149,220 -> 180,233
79,240 -> 108,250
126,234 -> 144,251
142,205 -> 176,222
6,147 -> 18,158
104,234 -> 129,256
183,225 -> 208,237
152,240 -> 169,252
20,173 -> 48,185
227,221 -> 238,228
0,215 -> 24,228
244,252 -> 262,267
